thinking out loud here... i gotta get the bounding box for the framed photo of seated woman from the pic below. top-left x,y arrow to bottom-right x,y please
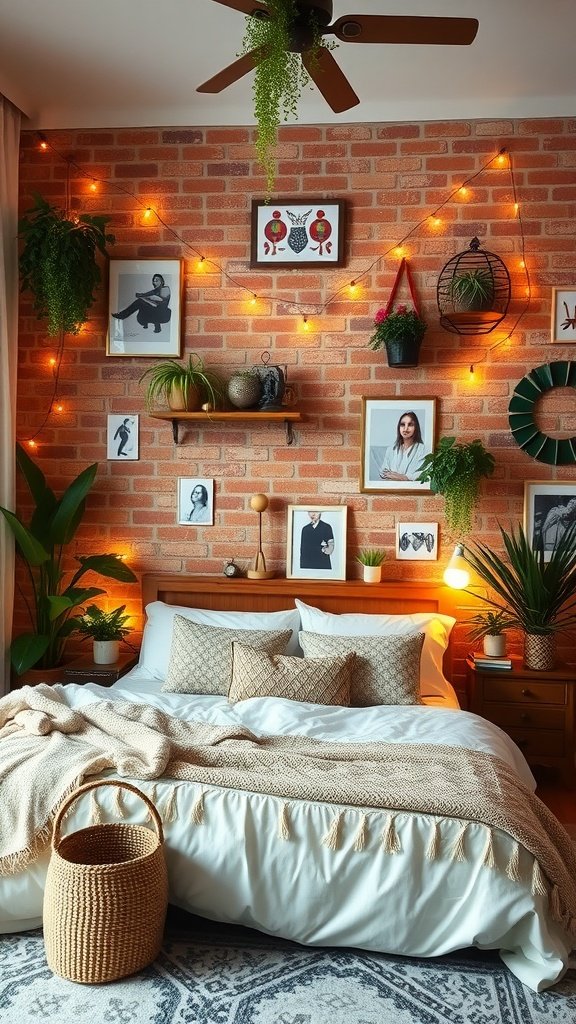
107,258 -> 183,357
360,397 -> 437,493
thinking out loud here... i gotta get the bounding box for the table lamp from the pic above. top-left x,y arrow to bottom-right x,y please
246,493 -> 275,580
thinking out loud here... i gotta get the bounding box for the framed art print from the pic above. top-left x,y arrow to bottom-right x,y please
177,478 -> 214,526
396,522 -> 438,560
107,258 -> 183,357
250,199 -> 346,268
107,414 -> 139,460
286,505 -> 347,580
360,397 -> 437,493
523,480 -> 576,561
551,287 -> 576,343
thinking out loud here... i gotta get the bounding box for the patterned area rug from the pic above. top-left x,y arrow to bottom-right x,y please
1,908 -> 575,1024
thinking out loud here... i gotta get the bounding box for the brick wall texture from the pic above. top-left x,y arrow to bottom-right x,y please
16,117 -> 576,689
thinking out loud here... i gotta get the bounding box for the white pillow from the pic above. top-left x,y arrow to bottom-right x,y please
140,600 -> 302,680
294,599 -> 455,699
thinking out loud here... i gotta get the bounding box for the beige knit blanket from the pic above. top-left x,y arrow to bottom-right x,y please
1,684 -> 576,935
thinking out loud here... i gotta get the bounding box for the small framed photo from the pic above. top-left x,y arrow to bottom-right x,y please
551,287 -> 576,343
524,480 -> 576,561
286,505 -> 347,580
177,478 -> 214,526
250,199 -> 346,268
360,398 -> 437,493
396,522 -> 438,561
107,415 -> 139,460
107,258 -> 183,357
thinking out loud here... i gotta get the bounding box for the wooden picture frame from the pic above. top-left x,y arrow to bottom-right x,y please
286,505 -> 347,580
360,398 -> 437,493
250,199 -> 346,268
107,258 -> 183,357
551,287 -> 576,343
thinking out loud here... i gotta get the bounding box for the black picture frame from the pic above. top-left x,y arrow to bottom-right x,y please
250,199 -> 346,269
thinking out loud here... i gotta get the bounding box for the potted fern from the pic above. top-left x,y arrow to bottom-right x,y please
463,522 -> 576,670
0,443 -> 137,677
356,548 -> 387,583
416,437 -> 495,537
18,193 -> 114,335
139,352 -> 224,412
77,604 -> 132,665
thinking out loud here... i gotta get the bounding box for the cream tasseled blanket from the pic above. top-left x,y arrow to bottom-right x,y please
1,684 -> 576,936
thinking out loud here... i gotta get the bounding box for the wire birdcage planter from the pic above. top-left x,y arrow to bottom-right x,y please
437,237 -> 511,335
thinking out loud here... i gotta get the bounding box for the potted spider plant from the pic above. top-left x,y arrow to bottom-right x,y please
463,522 -> 576,670
139,352 -> 225,412
18,193 -> 114,335
0,443 -> 137,677
465,608 -> 515,658
356,548 -> 387,584
449,268 -> 495,311
416,437 -> 495,537
77,604 -> 132,665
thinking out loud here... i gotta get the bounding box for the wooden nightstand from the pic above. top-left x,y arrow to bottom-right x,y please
62,653 -> 138,686
467,656 -> 576,787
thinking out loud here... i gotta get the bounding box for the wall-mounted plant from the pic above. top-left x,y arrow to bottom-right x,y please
449,268 -> 495,311
18,193 -> 115,335
416,437 -> 495,537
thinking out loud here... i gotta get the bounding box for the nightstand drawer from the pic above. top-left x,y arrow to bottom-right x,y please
507,728 -> 565,758
488,705 -> 566,731
482,678 -> 566,706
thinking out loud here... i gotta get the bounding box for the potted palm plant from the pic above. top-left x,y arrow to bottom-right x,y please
77,604 -> 132,665
0,443 -> 138,677
18,193 -> 114,335
356,548 -> 387,584
463,522 -> 576,670
139,352 -> 225,412
368,304 -> 427,368
465,608 -> 515,658
416,436 -> 495,537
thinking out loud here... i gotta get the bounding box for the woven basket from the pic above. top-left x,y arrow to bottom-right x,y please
43,779 -> 168,984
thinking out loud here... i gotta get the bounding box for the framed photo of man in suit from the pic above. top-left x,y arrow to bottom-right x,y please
286,505 -> 347,580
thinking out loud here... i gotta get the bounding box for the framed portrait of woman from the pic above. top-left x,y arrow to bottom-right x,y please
177,478 -> 214,526
360,397 -> 437,494
107,258 -> 183,357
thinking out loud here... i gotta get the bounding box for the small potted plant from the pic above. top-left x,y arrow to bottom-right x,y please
356,548 -> 387,584
416,436 -> 495,537
77,604 -> 132,665
466,609 -> 515,658
368,304 -> 427,368
139,352 -> 225,412
449,268 -> 495,311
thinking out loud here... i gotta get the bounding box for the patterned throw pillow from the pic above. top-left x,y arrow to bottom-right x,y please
163,615 -> 292,695
298,631 -> 425,706
228,643 -> 354,706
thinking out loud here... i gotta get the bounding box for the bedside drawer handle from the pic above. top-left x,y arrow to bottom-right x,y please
519,712 -> 530,722
521,688 -> 533,697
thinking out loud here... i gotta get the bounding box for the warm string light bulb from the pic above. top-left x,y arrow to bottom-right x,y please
302,316 -> 310,331
348,281 -> 357,296
143,207 -> 152,220
431,216 -> 442,229
458,186 -> 468,198
27,439 -> 37,449
197,256 -> 206,270
89,180 -> 97,192
394,247 -> 404,259
39,140 -> 48,152
469,364 -> 475,381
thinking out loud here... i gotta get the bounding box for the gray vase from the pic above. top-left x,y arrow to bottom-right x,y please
227,373 -> 262,409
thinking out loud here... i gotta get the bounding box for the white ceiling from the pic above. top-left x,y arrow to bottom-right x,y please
1,0 -> 575,130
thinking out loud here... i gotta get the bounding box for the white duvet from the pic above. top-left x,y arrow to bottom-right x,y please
1,667 -> 573,993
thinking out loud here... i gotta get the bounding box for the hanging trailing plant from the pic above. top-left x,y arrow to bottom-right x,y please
241,0 -> 329,197
416,436 -> 495,537
18,193 -> 115,336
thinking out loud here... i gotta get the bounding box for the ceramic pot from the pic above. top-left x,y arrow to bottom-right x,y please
384,337 -> 422,368
483,633 -> 506,658
168,383 -> 201,411
93,640 -> 120,665
362,565 -> 382,584
524,633 -> 555,671
227,372 -> 262,409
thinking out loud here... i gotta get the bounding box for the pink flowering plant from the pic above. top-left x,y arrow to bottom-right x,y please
368,304 -> 427,350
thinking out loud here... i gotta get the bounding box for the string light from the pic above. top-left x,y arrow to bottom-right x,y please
349,281 -> 357,296
302,316 -> 310,331
458,187 -> 468,198
143,207 -> 152,220
250,293 -> 257,305
469,364 -> 475,380
514,202 -> 519,215
89,180 -> 97,192
394,246 -> 404,259
27,440 -> 37,449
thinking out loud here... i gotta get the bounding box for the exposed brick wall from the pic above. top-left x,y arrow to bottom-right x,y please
15,118 -> 576,690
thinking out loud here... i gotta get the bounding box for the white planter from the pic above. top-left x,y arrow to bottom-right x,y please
362,565 -> 382,584
483,633 -> 506,658
93,640 -> 120,665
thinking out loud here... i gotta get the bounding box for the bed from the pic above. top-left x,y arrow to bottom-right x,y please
1,575 -> 575,994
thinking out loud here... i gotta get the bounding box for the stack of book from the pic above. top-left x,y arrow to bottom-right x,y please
472,651 -> 512,670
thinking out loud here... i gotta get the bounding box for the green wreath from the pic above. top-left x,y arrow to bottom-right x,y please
508,361 -> 576,465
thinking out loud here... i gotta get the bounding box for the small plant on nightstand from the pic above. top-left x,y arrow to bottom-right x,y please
78,605 -> 132,666
466,609 -> 515,657
356,548 -> 386,583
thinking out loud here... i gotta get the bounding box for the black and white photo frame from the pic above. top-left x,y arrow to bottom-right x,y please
107,258 -> 183,357
177,478 -> 214,525
107,415 -> 139,461
396,522 -> 438,561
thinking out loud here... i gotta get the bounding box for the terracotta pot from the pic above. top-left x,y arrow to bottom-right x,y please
483,633 -> 506,657
362,565 -> 382,584
168,383 -> 201,411
524,633 -> 555,671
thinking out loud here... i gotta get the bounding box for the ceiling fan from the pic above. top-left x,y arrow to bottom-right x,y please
197,0 -> 479,113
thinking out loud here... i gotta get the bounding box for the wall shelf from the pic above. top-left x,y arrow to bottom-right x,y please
150,410 -> 304,445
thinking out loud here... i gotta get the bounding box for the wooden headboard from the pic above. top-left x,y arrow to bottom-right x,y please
141,574 -> 460,682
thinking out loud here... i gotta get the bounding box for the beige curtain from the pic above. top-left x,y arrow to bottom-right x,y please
0,96 -> 21,695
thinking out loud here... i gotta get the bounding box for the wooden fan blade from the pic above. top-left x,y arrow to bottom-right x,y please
302,48 -> 359,113
208,0 -> 269,15
197,46 -> 269,93
330,15 -> 479,46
